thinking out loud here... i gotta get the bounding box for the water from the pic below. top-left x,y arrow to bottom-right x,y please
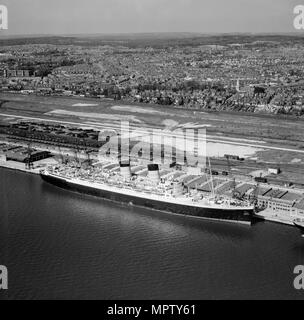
1,168 -> 304,300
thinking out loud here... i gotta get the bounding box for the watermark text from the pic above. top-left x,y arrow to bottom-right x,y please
97,121 -> 207,167
0,265 -> 8,290
294,5 -> 304,30
293,265 -> 304,290
0,5 -> 8,30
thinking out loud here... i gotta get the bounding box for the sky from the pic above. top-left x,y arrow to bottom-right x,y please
0,0 -> 302,36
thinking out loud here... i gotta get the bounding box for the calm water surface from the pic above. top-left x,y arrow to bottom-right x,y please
1,168 -> 304,300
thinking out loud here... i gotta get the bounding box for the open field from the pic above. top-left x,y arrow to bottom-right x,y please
1,92 -> 304,185
1,93 -> 304,147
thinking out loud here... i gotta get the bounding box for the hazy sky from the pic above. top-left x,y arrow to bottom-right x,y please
0,0 -> 302,35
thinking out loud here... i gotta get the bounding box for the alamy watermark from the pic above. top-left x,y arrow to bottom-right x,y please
294,5 -> 304,30
0,5 -> 8,30
0,265 -> 8,290
97,121 -> 207,167
293,265 -> 304,290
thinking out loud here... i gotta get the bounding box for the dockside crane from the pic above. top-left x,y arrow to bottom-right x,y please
74,144 -> 82,168
252,183 -> 260,207
225,156 -> 237,194
25,123 -> 34,170
86,149 -> 93,166
58,145 -> 64,164
26,143 -> 34,170
208,157 -> 216,198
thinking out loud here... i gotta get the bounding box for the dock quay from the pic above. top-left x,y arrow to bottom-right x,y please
254,210 -> 295,226
1,138 -> 304,229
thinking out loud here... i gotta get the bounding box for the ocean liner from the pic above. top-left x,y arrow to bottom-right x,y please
40,161 -> 255,225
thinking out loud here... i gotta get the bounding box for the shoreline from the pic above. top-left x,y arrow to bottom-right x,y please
254,211 -> 296,227
0,161 -> 41,175
254,215 -> 295,227
0,161 -> 298,229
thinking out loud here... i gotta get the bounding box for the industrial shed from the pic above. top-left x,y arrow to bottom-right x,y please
6,150 -> 52,163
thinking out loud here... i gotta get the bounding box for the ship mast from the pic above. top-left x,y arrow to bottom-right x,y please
226,155 -> 236,195
26,124 -> 34,170
208,157 -> 215,198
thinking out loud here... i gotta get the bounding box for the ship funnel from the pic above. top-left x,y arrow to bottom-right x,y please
147,164 -> 160,184
120,161 -> 131,180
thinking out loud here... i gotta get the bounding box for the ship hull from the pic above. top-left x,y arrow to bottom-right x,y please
41,173 -> 253,225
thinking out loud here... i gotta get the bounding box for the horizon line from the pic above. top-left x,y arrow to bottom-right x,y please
1,31 -> 304,39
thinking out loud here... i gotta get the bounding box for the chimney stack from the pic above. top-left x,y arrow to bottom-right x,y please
120,161 -> 131,180
147,164 -> 160,184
